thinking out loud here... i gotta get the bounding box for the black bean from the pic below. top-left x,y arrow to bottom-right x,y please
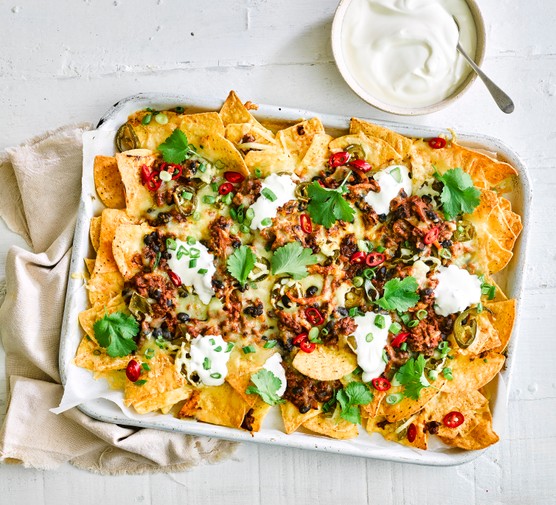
423,288 -> 433,296
281,295 -> 292,308
292,387 -> 303,395
153,328 -> 162,338
177,312 -> 190,322
299,405 -> 310,414
306,286 -> 318,297
166,299 -> 174,307
162,329 -> 172,340
232,239 -> 242,249
150,289 -> 162,300
378,214 -> 388,223
337,307 -> 348,317
143,234 -> 152,245
161,251 -> 171,260
151,244 -> 160,253
212,279 -> 225,290
441,239 -> 452,248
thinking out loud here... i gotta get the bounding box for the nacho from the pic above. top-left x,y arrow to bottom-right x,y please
75,91 -> 523,451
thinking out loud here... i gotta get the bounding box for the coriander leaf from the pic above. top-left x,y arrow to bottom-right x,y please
307,181 -> 355,229
377,276 -> 420,312
157,128 -> 191,164
434,168 -> 481,220
227,245 -> 256,286
93,311 -> 139,358
271,241 -> 318,280
394,354 -> 430,400
336,382 -> 373,425
246,369 -> 284,406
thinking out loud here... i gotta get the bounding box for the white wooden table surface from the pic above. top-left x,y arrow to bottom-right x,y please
1,1 -> 554,503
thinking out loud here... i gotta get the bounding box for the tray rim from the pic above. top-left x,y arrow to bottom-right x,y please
58,92 -> 533,467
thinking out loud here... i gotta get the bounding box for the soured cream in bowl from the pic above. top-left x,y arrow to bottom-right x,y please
332,0 -> 485,115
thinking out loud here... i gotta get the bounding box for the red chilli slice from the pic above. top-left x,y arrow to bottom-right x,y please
299,339 -> 316,353
145,176 -> 162,192
125,359 -> 141,382
300,213 -> 313,234
168,270 -> 182,287
329,151 -> 351,168
349,159 -> 372,172
141,164 -> 152,185
218,182 -> 234,195
293,333 -> 308,346
350,251 -> 367,264
224,171 -> 245,184
371,377 -> 391,392
407,423 -> 417,443
424,226 -> 440,245
391,332 -> 410,348
443,411 -> 465,428
365,252 -> 385,267
168,164 -> 183,180
305,307 -> 324,326
428,137 -> 447,149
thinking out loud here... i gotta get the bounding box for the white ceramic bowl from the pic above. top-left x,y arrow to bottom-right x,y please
331,0 -> 486,116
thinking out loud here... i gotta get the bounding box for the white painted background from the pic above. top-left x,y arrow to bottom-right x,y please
0,1 -> 554,503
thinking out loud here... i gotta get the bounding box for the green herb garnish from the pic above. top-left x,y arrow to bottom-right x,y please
271,242 -> 318,280
93,311 -> 139,358
377,276 -> 420,312
246,369 -> 284,406
434,168 -> 481,220
227,245 -> 256,286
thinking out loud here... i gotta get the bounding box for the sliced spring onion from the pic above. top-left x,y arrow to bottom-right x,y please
263,340 -> 277,349
442,367 -> 453,380
262,188 -> 277,202
242,345 -> 256,354
386,393 -> 403,405
366,332 -> 374,343
203,195 -> 216,204
188,258 -> 197,269
375,314 -> 385,329
261,217 -> 272,227
407,320 -> 419,329
154,113 -> 168,125
389,322 -> 402,335
353,276 -> 364,288
166,238 -> 177,250
142,113 -> 152,125
416,309 -> 428,320
198,268 -> 208,275
203,357 -> 211,370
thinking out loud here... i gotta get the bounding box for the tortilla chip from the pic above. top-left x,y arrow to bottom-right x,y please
439,403 -> 499,450
112,223 -> 155,280
78,295 -> 127,342
244,146 -> 296,177
87,271 -> 124,306
93,155 -> 126,209
372,410 -> 428,450
225,347 -> 275,407
243,398 -> 273,433
328,133 -> 401,169
442,352 -> 505,394
73,336 -> 129,372
468,189 -> 522,273
303,414 -> 358,440
92,209 -> 134,276
196,134 -> 249,176
280,401 -> 321,434
410,139 -> 518,190
382,378 -> 446,422
361,390 -> 386,418
424,390 -> 489,439
487,299 -> 516,353
465,310 -> 502,355
296,133 -> 333,179
225,122 -> 277,148
90,216 -> 101,252
116,149 -> 159,219
292,345 -> 357,381
124,351 -> 191,415
276,118 -> 326,164
350,118 -> 413,157
194,382 -> 249,429
219,90 -> 268,133
84,258 -> 96,275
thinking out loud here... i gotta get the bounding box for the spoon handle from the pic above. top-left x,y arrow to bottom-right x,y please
457,43 -> 515,114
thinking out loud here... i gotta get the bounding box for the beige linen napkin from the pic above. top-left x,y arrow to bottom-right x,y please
0,125 -> 236,474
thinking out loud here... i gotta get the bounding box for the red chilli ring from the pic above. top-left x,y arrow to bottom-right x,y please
428,137 -> 447,149
371,377 -> 391,392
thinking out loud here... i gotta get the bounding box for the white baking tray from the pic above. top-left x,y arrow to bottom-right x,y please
58,93 -> 532,466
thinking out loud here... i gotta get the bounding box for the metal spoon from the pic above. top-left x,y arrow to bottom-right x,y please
453,16 -> 514,114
